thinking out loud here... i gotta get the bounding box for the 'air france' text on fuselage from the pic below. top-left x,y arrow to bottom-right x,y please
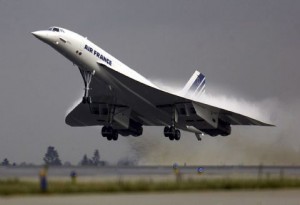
84,44 -> 112,66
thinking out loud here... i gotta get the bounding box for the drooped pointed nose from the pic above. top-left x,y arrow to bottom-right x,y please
31,30 -> 49,43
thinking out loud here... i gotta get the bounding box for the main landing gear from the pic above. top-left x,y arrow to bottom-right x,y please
101,126 -> 118,141
164,126 -> 181,141
163,106 -> 181,141
80,69 -> 95,104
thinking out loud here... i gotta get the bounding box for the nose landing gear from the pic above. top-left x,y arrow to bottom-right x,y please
80,69 -> 95,104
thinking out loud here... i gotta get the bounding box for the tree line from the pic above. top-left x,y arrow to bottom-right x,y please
0,146 -> 117,167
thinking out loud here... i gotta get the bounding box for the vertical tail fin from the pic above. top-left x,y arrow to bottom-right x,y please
182,70 -> 206,98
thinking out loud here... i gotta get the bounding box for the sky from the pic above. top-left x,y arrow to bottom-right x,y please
0,0 -> 299,165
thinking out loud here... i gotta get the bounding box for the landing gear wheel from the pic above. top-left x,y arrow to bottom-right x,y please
164,126 -> 180,141
107,135 -> 112,141
112,131 -> 118,141
101,126 -> 118,141
101,126 -> 108,137
169,135 -> 175,141
164,126 -> 170,137
168,126 -> 175,140
169,126 -> 175,135
174,129 -> 181,141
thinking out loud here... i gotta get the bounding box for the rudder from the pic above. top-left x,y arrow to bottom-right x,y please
182,70 -> 206,98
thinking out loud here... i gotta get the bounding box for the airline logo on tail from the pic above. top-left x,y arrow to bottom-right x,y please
182,70 -> 206,98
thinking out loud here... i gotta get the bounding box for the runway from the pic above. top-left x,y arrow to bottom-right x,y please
1,190 -> 300,205
1,166 -> 300,204
0,166 -> 300,181
1,165 -> 300,181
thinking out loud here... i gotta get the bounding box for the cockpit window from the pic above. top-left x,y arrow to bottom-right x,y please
53,27 -> 59,32
48,27 -> 65,33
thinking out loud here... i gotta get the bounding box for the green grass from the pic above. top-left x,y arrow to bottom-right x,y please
1,178 -> 300,196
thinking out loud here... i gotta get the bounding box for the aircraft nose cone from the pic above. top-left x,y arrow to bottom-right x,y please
31,31 -> 49,42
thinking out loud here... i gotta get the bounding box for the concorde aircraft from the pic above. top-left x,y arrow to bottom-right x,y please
32,27 -> 273,141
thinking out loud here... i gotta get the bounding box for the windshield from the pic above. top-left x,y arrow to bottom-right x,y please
48,27 -> 65,33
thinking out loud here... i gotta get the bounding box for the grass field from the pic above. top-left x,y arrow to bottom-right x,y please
1,178 -> 300,196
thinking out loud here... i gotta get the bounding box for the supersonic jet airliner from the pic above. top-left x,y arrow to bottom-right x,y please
32,27 -> 273,141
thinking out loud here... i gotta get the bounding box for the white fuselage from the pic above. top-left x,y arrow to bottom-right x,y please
32,27 -> 271,140
35,28 -> 157,88
32,27 -> 172,126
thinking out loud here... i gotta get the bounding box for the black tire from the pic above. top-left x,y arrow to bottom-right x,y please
107,135 -> 112,141
101,126 -> 107,137
164,126 -> 170,137
175,129 -> 181,141
170,126 -> 176,135
107,126 -> 113,134
112,131 -> 118,141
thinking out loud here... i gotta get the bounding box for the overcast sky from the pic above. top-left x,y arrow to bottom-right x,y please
0,0 -> 299,165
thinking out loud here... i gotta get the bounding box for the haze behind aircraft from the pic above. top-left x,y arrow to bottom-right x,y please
32,27 -> 273,141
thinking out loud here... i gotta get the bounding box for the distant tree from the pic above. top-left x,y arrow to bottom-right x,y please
92,149 -> 100,166
43,146 -> 62,166
80,154 -> 91,166
1,158 -> 10,166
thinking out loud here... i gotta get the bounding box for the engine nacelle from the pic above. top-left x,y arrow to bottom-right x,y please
202,120 -> 231,137
218,120 -> 231,136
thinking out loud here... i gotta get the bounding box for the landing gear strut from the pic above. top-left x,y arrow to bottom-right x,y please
80,69 -> 95,104
100,104 -> 119,141
164,126 -> 181,141
163,105 -> 181,141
